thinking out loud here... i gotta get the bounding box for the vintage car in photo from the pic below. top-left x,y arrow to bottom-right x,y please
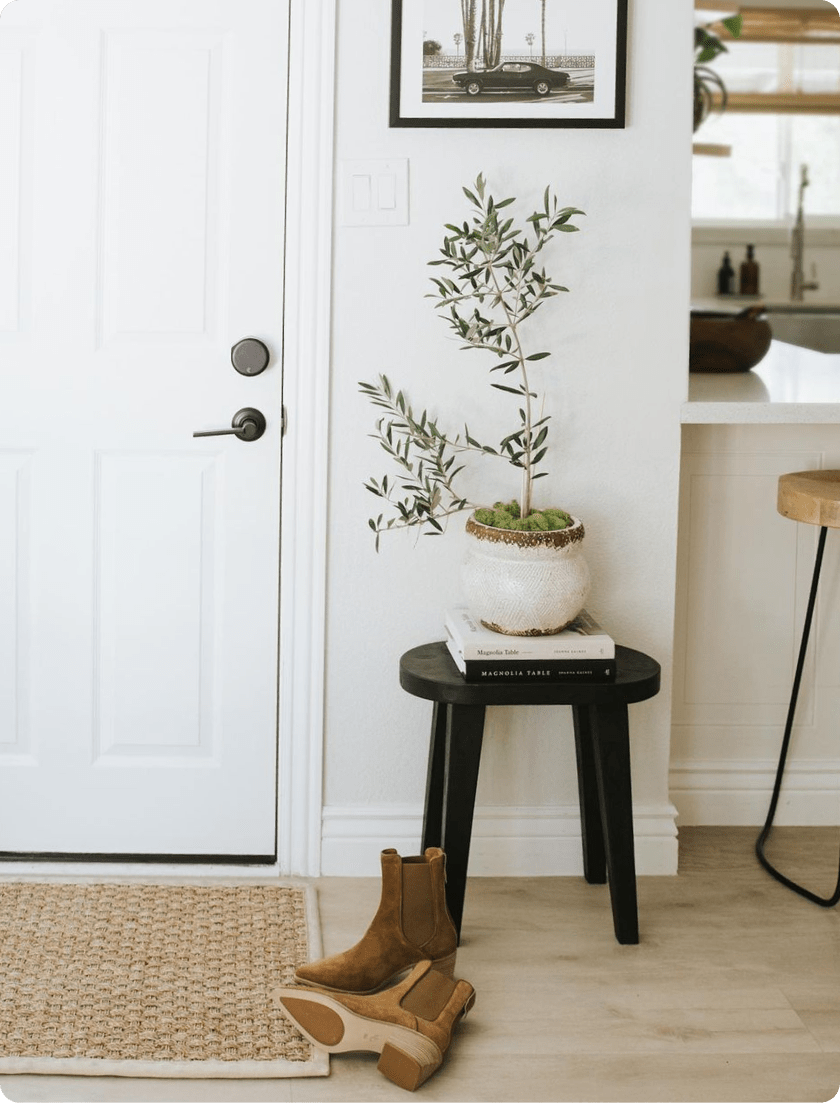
451,62 -> 571,96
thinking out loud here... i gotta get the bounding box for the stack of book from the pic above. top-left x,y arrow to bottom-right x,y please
444,606 -> 616,683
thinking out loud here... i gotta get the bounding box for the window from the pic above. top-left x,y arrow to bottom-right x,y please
692,111 -> 840,220
692,10 -> 840,223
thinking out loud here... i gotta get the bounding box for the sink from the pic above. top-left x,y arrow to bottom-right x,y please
765,311 -> 840,354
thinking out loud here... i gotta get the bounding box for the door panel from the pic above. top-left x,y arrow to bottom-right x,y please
99,31 -> 223,343
0,36 -> 25,334
0,0 -> 287,857
0,453 -> 32,758
94,452 -> 220,758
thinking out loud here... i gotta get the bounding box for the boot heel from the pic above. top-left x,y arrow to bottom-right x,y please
434,950 -> 457,978
377,1037 -> 442,1092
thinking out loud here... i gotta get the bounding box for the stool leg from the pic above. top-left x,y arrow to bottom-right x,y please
440,703 -> 485,942
756,526 -> 840,907
573,705 -> 607,884
421,702 -> 448,851
591,702 -> 639,944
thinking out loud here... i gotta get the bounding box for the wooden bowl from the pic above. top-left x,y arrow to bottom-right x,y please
689,309 -> 772,373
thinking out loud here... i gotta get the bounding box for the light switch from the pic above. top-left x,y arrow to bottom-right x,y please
339,159 -> 409,226
352,174 -> 372,211
377,173 -> 397,210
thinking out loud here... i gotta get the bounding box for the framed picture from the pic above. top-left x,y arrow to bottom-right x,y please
390,0 -> 628,129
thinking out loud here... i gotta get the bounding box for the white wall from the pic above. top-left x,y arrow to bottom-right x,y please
320,0 -> 693,876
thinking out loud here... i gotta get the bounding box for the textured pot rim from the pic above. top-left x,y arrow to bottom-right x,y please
465,511 -> 585,549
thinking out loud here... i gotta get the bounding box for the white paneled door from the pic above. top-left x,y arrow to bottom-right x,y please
0,0 -> 288,857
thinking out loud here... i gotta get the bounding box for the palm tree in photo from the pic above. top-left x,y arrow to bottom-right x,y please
540,0 -> 547,65
481,0 -> 506,69
525,31 -> 534,57
461,0 -> 479,70
461,0 -> 506,71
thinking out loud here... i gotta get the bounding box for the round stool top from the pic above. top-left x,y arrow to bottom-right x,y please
400,642 -> 660,706
778,470 -> 840,528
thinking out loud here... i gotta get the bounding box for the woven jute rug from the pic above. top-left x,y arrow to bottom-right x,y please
0,878 -> 329,1079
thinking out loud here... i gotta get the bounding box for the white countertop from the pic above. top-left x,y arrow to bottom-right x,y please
684,301 -> 840,424
692,297 -> 840,315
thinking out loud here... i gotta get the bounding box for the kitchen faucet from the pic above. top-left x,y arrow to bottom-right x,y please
790,164 -> 819,301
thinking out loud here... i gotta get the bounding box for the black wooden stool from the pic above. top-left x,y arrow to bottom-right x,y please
399,642 -> 661,945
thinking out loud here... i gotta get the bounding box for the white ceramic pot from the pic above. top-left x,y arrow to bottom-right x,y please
462,513 -> 590,636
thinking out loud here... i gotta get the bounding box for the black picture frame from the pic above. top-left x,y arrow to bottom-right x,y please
390,0 -> 628,129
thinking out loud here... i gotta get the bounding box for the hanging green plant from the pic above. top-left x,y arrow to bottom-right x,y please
694,13 -> 743,132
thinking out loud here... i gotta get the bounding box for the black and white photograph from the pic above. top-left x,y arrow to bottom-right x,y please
391,0 -> 628,127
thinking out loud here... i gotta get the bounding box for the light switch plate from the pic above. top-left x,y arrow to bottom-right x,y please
339,159 -> 409,226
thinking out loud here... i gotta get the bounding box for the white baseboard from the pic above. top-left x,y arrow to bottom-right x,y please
670,758 -> 840,825
320,802 -> 679,877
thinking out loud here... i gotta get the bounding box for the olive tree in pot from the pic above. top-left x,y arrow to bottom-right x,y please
360,175 -> 588,636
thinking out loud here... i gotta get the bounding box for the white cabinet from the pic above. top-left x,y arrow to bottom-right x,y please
672,423 -> 840,825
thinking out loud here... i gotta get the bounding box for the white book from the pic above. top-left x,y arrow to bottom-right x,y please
445,606 -> 615,660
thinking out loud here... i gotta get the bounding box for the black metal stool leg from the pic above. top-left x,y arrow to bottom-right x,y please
756,525 -> 840,907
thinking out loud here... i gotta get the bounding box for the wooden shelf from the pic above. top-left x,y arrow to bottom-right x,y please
723,91 -> 840,114
692,142 -> 733,156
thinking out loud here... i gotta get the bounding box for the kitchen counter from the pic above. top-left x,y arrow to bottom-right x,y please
685,300 -> 840,424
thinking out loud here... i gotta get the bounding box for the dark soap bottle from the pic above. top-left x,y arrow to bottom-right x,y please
739,244 -> 760,295
717,252 -> 736,295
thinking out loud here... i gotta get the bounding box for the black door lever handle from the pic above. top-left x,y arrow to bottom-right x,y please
193,407 -> 266,442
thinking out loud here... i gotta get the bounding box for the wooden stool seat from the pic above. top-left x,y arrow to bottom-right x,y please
778,469 -> 840,528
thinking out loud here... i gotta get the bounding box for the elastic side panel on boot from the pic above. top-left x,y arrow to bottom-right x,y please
399,967 -> 458,1021
401,861 -> 436,946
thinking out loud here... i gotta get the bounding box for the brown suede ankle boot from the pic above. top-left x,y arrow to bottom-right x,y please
273,959 -> 475,1092
294,847 -> 458,994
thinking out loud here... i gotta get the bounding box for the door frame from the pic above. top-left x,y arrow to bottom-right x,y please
277,0 -> 336,876
0,0 -> 335,877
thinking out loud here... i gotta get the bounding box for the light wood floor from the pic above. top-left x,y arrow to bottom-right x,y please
1,827 -> 839,1103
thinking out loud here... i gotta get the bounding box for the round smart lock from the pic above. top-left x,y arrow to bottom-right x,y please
231,337 -> 270,377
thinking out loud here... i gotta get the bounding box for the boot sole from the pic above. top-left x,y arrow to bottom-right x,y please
293,949 -> 457,996
273,983 -> 475,1092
